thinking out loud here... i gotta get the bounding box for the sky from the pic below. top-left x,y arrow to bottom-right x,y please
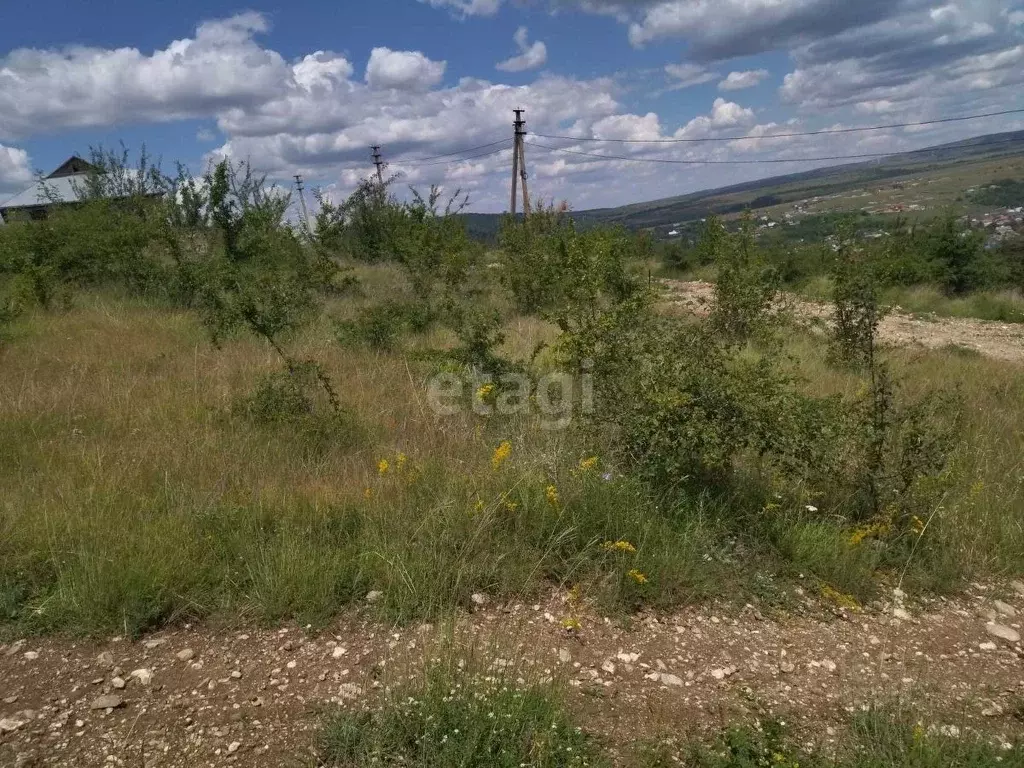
1,0 -> 1023,212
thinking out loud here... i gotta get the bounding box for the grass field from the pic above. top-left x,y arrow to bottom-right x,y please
2,264 -> 1023,638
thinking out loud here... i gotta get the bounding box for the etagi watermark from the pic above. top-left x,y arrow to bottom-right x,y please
426,361 -> 594,430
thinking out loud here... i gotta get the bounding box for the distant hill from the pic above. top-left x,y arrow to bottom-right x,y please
459,129 -> 1024,239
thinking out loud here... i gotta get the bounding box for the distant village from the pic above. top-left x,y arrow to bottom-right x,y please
659,178 -> 1024,249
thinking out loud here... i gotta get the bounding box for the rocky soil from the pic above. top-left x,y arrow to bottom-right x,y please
4,583 -> 1024,767
660,279 -> 1024,363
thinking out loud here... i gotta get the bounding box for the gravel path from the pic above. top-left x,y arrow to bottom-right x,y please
3,584 -> 1024,766
661,279 -> 1024,363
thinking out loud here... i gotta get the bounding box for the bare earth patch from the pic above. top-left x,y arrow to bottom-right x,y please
661,279 -> 1024,363
3,585 -> 1024,767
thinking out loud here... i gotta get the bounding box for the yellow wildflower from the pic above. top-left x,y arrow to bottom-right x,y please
911,515 -> 925,535
378,458 -> 390,476
545,484 -> 560,507
561,617 -> 581,631
820,584 -> 861,611
627,569 -> 648,585
578,455 -> 599,472
476,382 -> 495,401
602,540 -> 637,554
396,453 -> 408,470
492,440 -> 512,471
567,584 -> 582,604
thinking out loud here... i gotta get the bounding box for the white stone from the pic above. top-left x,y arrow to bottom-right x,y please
986,623 -> 1021,644
711,666 -> 737,681
23,651 -> 38,660
470,593 -> 489,606
129,668 -> 153,685
558,649 -> 571,663
366,590 -> 383,604
893,607 -> 912,621
110,677 -> 126,690
660,673 -> 684,686
332,646 -> 348,659
227,741 -> 241,754
176,649 -> 195,662
994,600 -> 1016,618
89,694 -> 124,710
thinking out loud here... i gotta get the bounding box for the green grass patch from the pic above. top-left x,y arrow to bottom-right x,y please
317,659 -> 606,767
683,707 -> 1024,768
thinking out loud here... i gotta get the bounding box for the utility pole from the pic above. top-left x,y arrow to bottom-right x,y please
371,145 -> 385,186
294,174 -> 312,235
511,108 -> 530,218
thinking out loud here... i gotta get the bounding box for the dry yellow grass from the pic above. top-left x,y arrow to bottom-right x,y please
2,278 -> 1023,635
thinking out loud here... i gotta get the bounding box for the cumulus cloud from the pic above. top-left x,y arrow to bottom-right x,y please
418,0 -> 502,16
365,47 -> 446,91
779,1 -> 1024,111
590,112 -> 663,140
496,27 -> 548,72
0,143 -> 33,196
718,69 -> 769,91
674,97 -> 757,138
664,63 -> 718,89
627,0 -> 910,59
0,12 -> 288,140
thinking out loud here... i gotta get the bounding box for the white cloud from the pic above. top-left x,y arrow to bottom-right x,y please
417,0 -> 502,16
0,12 -> 289,140
365,47 -> 446,91
294,51 -> 355,91
496,27 -> 548,72
674,97 -> 756,138
627,0 -> 908,59
718,69 -> 769,91
591,112 -> 663,140
0,143 -> 33,196
664,63 -> 718,89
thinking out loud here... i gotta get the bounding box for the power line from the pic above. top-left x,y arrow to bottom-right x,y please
397,142 -> 514,167
529,107 -> 1024,145
525,135 -> 1022,166
398,138 -> 514,165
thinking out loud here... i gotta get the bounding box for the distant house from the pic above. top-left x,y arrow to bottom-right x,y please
0,156 -> 101,223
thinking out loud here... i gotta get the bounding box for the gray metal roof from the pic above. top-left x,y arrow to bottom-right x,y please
0,174 -> 90,212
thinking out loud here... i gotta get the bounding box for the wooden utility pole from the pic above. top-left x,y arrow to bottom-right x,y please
294,174 -> 312,235
511,108 -> 530,217
371,145 -> 385,185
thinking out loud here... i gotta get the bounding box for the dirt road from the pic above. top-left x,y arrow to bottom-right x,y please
660,280 -> 1024,364
3,585 -> 1024,767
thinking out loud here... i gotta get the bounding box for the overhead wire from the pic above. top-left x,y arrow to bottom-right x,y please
528,107 -> 1024,144
524,135 -> 1023,166
394,138 -> 514,166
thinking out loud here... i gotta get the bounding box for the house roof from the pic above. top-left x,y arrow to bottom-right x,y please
0,174 -> 91,212
0,156 -> 102,215
47,156 -> 98,179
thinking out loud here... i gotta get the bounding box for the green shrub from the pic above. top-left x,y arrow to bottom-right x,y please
708,212 -> 780,345
318,659 -> 606,768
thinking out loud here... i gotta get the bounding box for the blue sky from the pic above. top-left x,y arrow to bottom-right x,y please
1,0 -> 1023,210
